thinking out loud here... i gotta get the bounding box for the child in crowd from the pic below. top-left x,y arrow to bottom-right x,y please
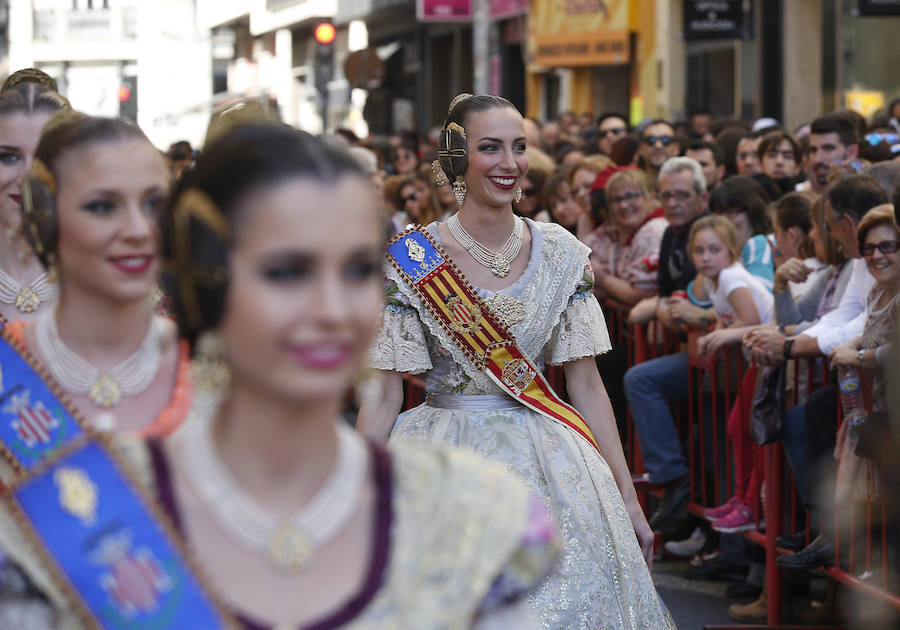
689,216 -> 774,532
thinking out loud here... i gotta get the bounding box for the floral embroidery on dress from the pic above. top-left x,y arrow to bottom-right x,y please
383,220 -> 672,629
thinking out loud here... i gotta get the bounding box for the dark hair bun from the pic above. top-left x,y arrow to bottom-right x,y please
162,124 -> 368,351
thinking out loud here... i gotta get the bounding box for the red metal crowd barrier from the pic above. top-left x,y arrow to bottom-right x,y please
678,334 -> 900,626
395,296 -> 900,625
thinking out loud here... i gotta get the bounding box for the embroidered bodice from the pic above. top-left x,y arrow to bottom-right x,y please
372,219 -> 611,395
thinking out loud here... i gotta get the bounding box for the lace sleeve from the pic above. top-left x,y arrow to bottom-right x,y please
369,280 -> 433,374
546,267 -> 612,365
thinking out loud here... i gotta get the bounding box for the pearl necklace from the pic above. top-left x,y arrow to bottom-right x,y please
447,213 -> 524,278
184,415 -> 366,573
34,309 -> 164,408
0,267 -> 57,313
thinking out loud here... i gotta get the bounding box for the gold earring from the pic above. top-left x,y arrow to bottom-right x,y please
46,254 -> 58,285
514,186 -> 522,204
431,160 -> 448,187
453,176 -> 466,206
193,330 -> 231,392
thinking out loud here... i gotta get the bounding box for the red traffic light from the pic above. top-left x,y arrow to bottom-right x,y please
314,22 -> 336,45
118,84 -> 132,102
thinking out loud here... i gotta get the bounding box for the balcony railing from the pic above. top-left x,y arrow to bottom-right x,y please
33,8 -> 138,43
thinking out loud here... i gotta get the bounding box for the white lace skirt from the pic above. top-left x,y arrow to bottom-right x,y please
390,403 -> 676,630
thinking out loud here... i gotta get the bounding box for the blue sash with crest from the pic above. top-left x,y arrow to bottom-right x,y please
0,334 -> 232,628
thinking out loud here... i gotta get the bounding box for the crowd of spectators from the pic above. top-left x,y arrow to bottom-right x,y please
328,104 -> 900,626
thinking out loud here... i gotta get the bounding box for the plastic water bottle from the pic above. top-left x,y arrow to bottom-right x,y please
838,365 -> 866,452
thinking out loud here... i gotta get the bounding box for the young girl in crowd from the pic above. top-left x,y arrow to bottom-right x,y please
690,215 -> 774,532
708,176 -> 776,290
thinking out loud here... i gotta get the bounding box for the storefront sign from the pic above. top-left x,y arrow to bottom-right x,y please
529,0 -> 630,67
857,0 -> 900,15
490,0 -> 527,20
683,0 -> 746,40
417,0 -> 472,21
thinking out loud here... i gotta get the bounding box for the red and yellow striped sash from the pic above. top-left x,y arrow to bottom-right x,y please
386,227 -> 602,456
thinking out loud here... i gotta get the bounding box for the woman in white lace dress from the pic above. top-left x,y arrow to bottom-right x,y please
358,94 -> 676,629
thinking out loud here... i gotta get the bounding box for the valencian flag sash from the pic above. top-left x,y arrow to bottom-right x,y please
0,333 -> 233,629
386,226 -> 603,456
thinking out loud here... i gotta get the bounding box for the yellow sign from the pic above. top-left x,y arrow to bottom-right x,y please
844,89 -> 885,119
530,0 -> 630,67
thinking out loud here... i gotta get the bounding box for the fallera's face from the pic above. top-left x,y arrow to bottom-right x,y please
761,139 -> 798,179
572,168 -> 596,213
862,224 -> 900,287
640,123 -> 677,169
807,132 -> 853,191
55,138 -> 169,305
685,148 -> 720,189
607,183 -> 652,232
0,112 -> 53,221
220,176 -> 383,404
598,116 -> 627,154
549,182 -> 581,227
736,137 -> 761,176
463,107 -> 529,209
691,229 -> 734,280
658,170 -> 705,228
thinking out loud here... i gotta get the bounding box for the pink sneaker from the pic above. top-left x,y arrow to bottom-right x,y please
704,496 -> 740,522
712,503 -> 759,534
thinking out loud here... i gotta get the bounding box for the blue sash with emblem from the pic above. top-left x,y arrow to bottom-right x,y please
0,334 -> 232,628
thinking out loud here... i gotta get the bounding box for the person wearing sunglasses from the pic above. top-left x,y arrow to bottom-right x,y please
639,119 -> 679,181
859,129 -> 900,164
829,203 -> 900,378
596,112 -> 629,156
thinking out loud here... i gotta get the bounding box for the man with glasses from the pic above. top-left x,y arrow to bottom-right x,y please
596,112 -> 629,156
624,157 -> 712,531
639,119 -> 680,182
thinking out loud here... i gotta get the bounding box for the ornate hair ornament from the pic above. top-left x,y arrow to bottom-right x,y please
29,158 -> 56,196
20,158 -> 58,259
448,92 -> 474,115
166,187 -> 231,331
446,122 -> 466,140
431,159 -> 448,187
1,68 -> 58,92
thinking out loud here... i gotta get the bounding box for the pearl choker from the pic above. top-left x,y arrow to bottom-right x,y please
447,213 -> 524,278
34,309 -> 164,408
183,413 -> 367,573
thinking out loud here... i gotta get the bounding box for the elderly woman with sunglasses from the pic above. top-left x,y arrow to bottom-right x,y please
828,204 -> 900,384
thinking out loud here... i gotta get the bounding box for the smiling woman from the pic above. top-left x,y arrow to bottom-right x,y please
359,93 -> 676,629
0,75 -> 70,324
4,114 -> 185,440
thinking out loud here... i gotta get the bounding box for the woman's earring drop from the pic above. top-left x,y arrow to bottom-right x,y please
453,176 -> 467,206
